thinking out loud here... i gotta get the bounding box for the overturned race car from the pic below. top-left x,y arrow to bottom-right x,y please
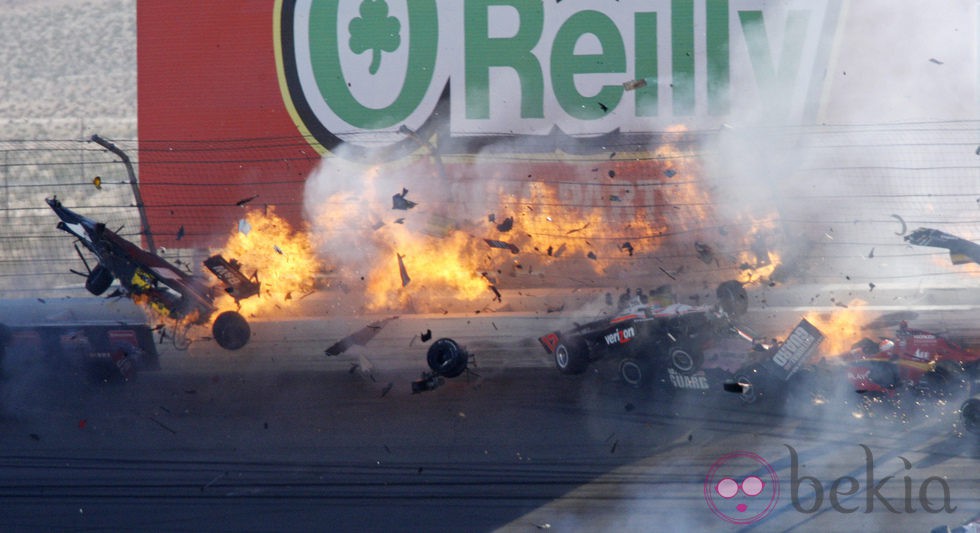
538,294 -> 752,388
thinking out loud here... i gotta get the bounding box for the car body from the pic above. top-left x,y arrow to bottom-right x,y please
538,302 -> 752,387
841,321 -> 980,400
47,197 -> 255,350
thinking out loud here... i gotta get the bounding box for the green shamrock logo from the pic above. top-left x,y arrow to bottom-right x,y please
348,0 -> 402,75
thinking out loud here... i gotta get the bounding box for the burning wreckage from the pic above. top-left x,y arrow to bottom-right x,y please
538,281 -> 821,400
47,197 -> 259,350
538,279 -> 980,433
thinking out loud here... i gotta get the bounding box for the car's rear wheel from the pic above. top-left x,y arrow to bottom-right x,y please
554,337 -> 589,375
668,344 -> 703,375
212,311 -> 250,350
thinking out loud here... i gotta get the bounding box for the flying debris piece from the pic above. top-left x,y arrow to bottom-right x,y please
324,316 -> 399,356
176,225 -> 185,241
488,213 -> 496,223
273,245 -> 284,255
587,251 -> 597,261
235,194 -> 259,207
975,145 -> 980,156
664,169 -> 676,178
890,214 -> 907,236
658,266 -> 677,280
396,253 -> 411,287
490,285 -> 502,302
204,255 -> 261,301
420,329 -> 432,342
546,245 -> 553,256
546,304 -> 565,313
867,247 -> 875,259
495,217 -> 514,232
608,170 -> 616,178
622,78 -> 647,91
92,176 -> 102,190
598,102 -> 608,112
484,239 -> 520,254
906,227 -> 980,266
371,220 -> 385,231
412,372 -> 445,393
394,218 -> 405,224
928,57 -> 944,65
238,218 -> 251,235
553,243 -> 567,258
380,382 -> 394,398
566,222 -> 590,235
621,242 -> 634,256
694,242 -> 715,264
609,195 -> 621,202
869,282 -> 876,292
392,188 -> 417,210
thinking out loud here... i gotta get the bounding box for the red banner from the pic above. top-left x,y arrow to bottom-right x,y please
138,1 -> 313,247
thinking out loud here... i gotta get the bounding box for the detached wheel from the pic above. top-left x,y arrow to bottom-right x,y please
426,338 -> 469,378
667,344 -> 703,375
961,397 -> 980,435
716,280 -> 748,316
212,311 -> 250,350
554,337 -> 589,375
619,357 -> 651,387
85,264 -> 113,295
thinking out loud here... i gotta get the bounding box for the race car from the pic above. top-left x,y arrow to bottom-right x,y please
47,197 -> 257,350
538,300 -> 751,387
841,321 -> 980,401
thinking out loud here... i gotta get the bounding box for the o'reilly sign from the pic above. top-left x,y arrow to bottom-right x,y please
275,0 -> 841,158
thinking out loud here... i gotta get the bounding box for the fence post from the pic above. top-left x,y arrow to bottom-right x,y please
90,134 -> 156,254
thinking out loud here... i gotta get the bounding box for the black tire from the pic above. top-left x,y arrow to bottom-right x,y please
554,337 -> 589,375
212,311 -> 250,350
716,280 -> 748,317
667,343 -> 703,375
619,357 -> 651,387
960,397 -> 980,435
85,264 -> 113,295
426,338 -> 469,378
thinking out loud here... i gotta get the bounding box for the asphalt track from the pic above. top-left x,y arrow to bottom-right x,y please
1,286 -> 979,532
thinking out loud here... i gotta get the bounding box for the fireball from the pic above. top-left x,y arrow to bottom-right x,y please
211,207 -> 322,318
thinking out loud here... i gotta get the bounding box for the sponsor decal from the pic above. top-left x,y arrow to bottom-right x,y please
275,0 -> 842,158
604,326 -> 636,345
667,367 -> 709,389
770,319 -> 823,379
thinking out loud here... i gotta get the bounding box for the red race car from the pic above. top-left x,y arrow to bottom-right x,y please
842,321 -> 979,401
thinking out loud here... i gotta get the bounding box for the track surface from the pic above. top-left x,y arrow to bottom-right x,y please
1,289 -> 978,532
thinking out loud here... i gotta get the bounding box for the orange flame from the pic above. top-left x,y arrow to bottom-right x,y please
804,299 -> 869,356
211,207 -> 322,318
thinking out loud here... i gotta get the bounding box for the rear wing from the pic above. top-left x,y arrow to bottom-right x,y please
204,254 -> 260,301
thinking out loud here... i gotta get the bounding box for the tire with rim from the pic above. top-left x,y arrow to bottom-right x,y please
619,357 -> 651,387
85,264 -> 113,295
426,338 -> 469,378
554,337 -> 589,375
212,311 -> 251,350
667,343 -> 703,375
716,280 -> 748,317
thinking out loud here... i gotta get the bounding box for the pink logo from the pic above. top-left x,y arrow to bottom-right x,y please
704,451 -> 780,524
